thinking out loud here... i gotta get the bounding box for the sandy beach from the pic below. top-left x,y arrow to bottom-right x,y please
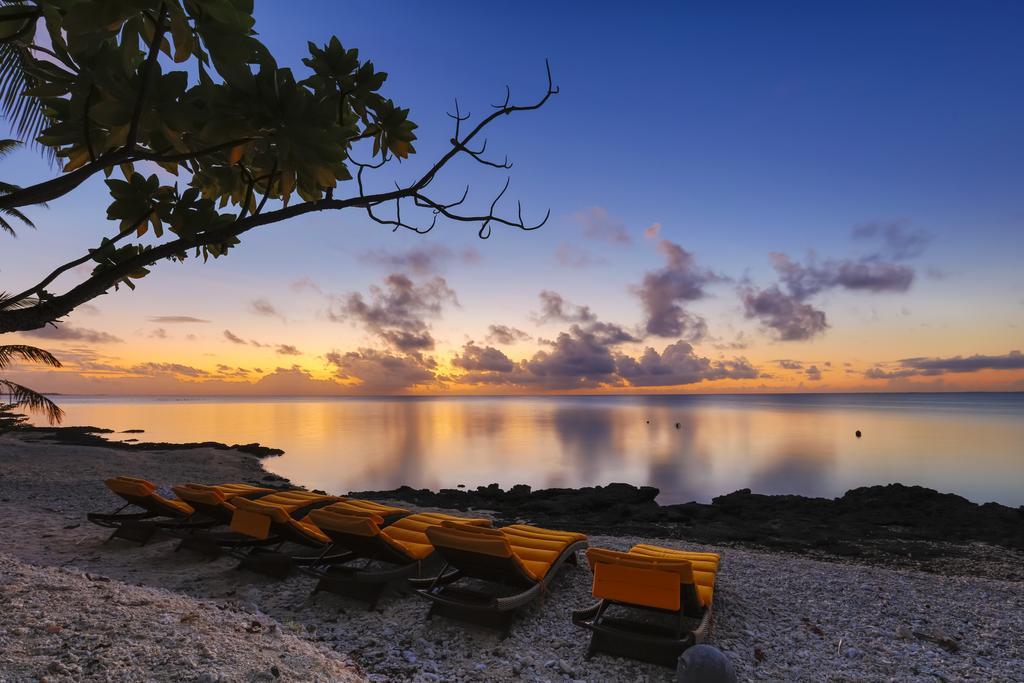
1,431 -> 1023,682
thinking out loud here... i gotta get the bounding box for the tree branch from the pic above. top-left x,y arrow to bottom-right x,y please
0,61 -> 560,332
126,3 -> 168,150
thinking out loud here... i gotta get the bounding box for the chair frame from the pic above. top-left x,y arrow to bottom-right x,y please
418,538 -> 586,637
571,567 -> 713,667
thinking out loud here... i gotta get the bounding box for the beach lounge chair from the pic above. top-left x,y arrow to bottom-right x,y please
228,495 -> 408,577
170,485 -> 332,557
86,476 -> 272,545
418,522 -> 588,635
572,544 -> 721,667
305,509 -> 492,609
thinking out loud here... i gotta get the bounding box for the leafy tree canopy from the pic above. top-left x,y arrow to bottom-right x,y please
0,0 -> 555,332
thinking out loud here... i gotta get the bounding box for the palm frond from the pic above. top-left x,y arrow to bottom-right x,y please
0,344 -> 62,369
0,138 -> 20,159
1,204 -> 32,226
0,378 -> 63,424
0,291 -> 39,309
0,43 -> 51,155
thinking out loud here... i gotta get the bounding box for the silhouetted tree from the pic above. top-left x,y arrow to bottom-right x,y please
0,0 -> 557,333
0,343 -> 62,423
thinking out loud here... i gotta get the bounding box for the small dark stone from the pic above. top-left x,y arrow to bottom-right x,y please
270,666 -> 281,678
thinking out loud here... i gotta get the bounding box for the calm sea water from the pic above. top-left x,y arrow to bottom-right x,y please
33,393 -> 1024,506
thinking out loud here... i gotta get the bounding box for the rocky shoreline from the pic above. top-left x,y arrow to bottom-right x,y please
14,421 -> 1024,580
347,481 -> 1024,581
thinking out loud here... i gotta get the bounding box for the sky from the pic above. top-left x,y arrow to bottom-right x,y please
2,0 -> 1023,395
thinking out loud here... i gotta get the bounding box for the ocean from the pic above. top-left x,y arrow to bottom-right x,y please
37,393 -> 1024,506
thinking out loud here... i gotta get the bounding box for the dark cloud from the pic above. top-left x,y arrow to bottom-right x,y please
852,220 -> 931,260
359,245 -> 481,276
554,243 -> 604,268
615,341 -> 759,387
574,207 -> 631,245
636,240 -> 719,339
329,274 -> 456,352
522,325 -> 621,387
127,362 -> 208,378
148,316 -> 210,324
771,252 -> 914,299
486,324 -> 531,345
777,359 -> 804,370
326,348 -> 436,392
276,344 -> 301,356
223,329 -> 246,344
866,350 -> 1024,379
22,324 -> 122,343
740,285 -> 829,341
250,298 -> 284,320
742,249 -> 914,341
805,365 -> 823,381
455,334 -> 759,390
452,342 -> 515,372
536,290 -> 597,324
149,328 -> 168,339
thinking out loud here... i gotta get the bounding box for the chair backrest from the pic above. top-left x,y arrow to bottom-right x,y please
229,496 -> 292,539
426,523 -> 541,586
105,476 -> 193,518
587,547 -> 696,612
105,476 -> 156,499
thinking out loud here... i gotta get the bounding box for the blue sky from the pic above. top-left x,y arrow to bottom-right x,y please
3,0 -> 1022,394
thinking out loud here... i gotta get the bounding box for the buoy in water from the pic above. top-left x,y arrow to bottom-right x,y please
855,430 -> 862,438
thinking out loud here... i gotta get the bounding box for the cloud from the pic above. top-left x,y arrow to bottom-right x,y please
486,324 -> 531,345
149,328 -> 168,339
326,348 -> 436,392
742,250 -> 913,341
777,359 -> 804,370
21,324 -> 122,343
276,344 -> 301,356
536,290 -> 597,324
740,285 -> 829,341
866,350 -> 1024,379
223,329 -> 246,344
126,362 -> 209,378
521,326 -> 621,387
290,277 -> 323,294
643,223 -> 662,239
147,316 -> 210,324
771,252 -> 914,299
454,333 -> 759,391
636,240 -> 721,339
805,365 -> 823,381
452,342 -> 515,372
359,245 -> 481,275
574,207 -> 631,245
250,298 -> 285,321
554,243 -> 603,268
615,341 -> 759,387
329,274 -> 457,352
852,220 -> 931,260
